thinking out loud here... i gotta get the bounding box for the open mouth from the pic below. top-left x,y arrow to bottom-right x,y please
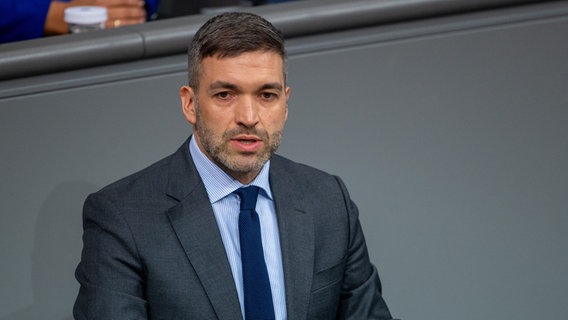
231,136 -> 262,152
237,139 -> 257,144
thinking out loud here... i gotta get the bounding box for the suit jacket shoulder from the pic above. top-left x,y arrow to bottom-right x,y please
269,154 -> 345,197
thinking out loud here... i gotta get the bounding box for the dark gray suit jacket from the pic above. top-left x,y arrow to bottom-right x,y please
74,138 -> 395,319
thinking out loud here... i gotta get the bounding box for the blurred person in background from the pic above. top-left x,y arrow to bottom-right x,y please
0,0 -> 159,44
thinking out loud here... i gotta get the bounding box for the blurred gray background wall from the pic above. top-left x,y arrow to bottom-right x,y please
1,0 -> 567,319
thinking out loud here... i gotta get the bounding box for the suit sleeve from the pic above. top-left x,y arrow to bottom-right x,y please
145,0 -> 160,19
334,176 -> 398,320
73,192 -> 148,319
0,0 -> 53,44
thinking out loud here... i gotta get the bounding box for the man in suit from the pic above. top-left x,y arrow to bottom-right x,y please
74,12 -> 397,320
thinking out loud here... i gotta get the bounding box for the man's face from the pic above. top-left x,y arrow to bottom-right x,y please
180,51 -> 290,184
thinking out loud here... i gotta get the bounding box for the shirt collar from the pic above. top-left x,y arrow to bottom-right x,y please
189,135 -> 273,204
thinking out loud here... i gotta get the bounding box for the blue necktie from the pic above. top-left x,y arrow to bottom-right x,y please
234,186 -> 275,320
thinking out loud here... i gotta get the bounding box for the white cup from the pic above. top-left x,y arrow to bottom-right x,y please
64,6 -> 108,34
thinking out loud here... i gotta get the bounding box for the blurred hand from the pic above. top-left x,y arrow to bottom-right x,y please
45,0 -> 147,35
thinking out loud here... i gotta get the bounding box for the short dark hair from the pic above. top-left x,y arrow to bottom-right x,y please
187,12 -> 287,89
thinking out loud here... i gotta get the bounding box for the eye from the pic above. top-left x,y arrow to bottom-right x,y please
215,91 -> 232,100
260,92 -> 278,101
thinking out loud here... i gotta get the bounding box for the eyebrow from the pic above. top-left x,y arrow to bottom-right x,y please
259,82 -> 283,91
208,81 -> 239,92
207,81 -> 283,92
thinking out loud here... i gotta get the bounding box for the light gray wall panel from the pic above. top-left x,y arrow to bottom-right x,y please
0,73 -> 189,319
282,14 -> 568,320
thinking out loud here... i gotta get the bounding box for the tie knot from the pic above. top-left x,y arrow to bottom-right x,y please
234,186 -> 260,211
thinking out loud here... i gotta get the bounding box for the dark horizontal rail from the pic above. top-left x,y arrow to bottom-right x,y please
0,0 -> 558,80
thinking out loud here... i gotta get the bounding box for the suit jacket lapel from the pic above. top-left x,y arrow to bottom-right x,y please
165,139 -> 242,320
270,156 -> 315,320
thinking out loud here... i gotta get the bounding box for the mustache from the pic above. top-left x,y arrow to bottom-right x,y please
224,127 -> 269,140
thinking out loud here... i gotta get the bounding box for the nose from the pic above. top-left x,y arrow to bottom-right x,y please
235,95 -> 259,128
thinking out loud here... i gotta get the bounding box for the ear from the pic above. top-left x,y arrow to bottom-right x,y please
180,85 -> 197,125
284,86 -> 291,121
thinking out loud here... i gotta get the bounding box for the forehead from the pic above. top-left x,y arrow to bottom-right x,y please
199,51 -> 285,84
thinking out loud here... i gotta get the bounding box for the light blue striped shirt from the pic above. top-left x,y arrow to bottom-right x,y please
189,136 -> 287,320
